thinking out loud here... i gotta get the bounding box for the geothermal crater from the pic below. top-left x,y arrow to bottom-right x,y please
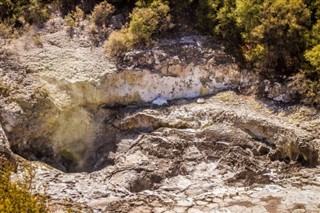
1,30 -> 320,212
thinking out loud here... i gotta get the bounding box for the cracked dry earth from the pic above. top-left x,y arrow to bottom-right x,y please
23,92 -> 320,213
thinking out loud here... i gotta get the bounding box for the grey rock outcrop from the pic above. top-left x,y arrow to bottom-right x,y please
1,30 -> 243,172
19,92 -> 320,213
0,24 -> 320,213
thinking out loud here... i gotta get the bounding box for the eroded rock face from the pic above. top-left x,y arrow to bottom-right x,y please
24,92 -> 320,213
1,25 -> 320,213
1,29 -> 243,172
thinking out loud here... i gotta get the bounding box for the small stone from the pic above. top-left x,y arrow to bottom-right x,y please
197,98 -> 205,104
152,96 -> 168,106
176,199 -> 194,207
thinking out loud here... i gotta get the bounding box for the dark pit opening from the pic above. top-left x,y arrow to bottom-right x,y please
10,134 -> 119,173
7,107 -> 123,173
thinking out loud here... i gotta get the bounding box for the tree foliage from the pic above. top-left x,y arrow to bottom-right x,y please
240,0 -> 310,72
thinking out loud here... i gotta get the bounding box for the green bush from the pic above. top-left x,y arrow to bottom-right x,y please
64,6 -> 84,28
305,44 -> 320,68
104,28 -> 135,56
199,0 -> 310,73
297,43 -> 320,104
193,0 -> 313,73
192,0 -> 320,104
214,0 -> 238,40
104,0 -> 171,55
129,0 -> 171,42
245,0 -> 309,72
90,1 -> 115,27
0,0 -> 49,28
195,0 -> 219,33
24,0 -> 50,25
0,164 -> 48,213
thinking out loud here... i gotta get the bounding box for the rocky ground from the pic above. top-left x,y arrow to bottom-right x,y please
27,93 -> 320,213
0,17 -> 320,213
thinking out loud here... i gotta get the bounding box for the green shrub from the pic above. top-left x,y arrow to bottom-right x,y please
193,0 -> 314,74
305,44 -> 320,68
90,1 -> 115,27
65,15 -> 76,28
129,0 -> 171,42
214,0 -> 238,39
201,0 -> 310,73
241,0 -> 310,72
129,7 -> 160,42
297,44 -> 320,104
24,0 -> 50,25
0,0 -> 49,28
104,28 -> 135,56
104,0 -> 171,55
195,0 -> 219,33
64,6 -> 84,28
0,163 -> 48,213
